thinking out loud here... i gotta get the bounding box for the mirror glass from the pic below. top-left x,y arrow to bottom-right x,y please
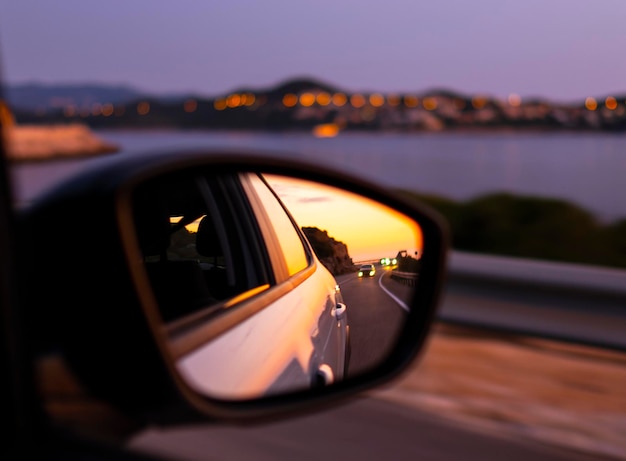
132,171 -> 423,401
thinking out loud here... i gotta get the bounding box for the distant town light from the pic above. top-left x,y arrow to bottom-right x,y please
454,99 -> 466,110
387,94 -> 401,106
227,94 -> 241,108
137,102 -> 150,115
114,105 -> 126,116
283,94 -> 298,107
605,96 -> 618,110
184,99 -> 198,113
369,93 -> 385,107
508,93 -> 522,107
350,94 -> 366,108
585,97 -> 598,111
300,93 -> 316,107
244,93 -> 256,106
214,99 -> 227,110
101,103 -> 114,117
471,96 -> 487,110
316,92 -> 331,106
423,97 -> 438,111
91,103 -> 102,116
332,93 -> 347,107
404,95 -> 418,108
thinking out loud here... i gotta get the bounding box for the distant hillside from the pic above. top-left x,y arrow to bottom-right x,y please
225,76 -> 343,98
7,78 -> 626,133
6,83 -> 150,110
5,77 -> 343,112
266,77 -> 343,96
302,227 -> 355,275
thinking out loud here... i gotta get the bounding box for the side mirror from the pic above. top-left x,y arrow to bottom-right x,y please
19,151 -> 447,429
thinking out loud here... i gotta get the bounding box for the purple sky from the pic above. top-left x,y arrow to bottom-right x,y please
1,0 -> 625,102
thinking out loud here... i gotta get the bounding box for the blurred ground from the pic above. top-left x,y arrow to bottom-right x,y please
39,317 -> 626,459
375,323 -> 626,460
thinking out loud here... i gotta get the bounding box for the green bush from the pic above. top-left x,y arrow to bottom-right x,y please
399,190 -> 626,269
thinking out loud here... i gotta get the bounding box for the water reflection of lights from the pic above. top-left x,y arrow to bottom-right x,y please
312,123 -> 340,138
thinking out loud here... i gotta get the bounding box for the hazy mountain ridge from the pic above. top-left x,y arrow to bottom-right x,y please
9,78 -> 621,110
6,78 -> 345,110
6,83 -> 153,110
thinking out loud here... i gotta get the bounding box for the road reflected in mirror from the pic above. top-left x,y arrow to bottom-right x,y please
266,175 -> 423,377
132,171 -> 424,401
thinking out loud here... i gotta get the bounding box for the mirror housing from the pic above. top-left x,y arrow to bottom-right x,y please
18,150 -> 448,426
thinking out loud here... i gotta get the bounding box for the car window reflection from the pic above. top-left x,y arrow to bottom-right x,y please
132,173 -> 271,323
246,174 -> 310,277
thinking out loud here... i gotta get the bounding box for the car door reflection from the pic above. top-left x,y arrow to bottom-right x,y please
132,172 -> 424,401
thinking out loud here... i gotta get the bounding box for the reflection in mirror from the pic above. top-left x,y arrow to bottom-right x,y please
132,172 -> 423,401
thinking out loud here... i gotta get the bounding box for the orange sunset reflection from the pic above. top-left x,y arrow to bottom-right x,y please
265,175 -> 423,262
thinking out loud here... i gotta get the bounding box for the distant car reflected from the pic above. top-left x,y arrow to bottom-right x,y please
358,264 -> 376,278
380,257 -> 398,267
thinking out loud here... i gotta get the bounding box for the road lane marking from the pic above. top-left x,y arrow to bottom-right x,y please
379,273 -> 410,313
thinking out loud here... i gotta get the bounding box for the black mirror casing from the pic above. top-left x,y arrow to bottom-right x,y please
18,150 -> 448,426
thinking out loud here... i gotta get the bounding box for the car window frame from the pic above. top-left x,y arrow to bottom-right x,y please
239,172 -> 314,284
160,172 -> 321,361
134,172 -> 275,330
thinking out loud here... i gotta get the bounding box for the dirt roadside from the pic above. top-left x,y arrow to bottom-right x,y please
373,323 -> 626,460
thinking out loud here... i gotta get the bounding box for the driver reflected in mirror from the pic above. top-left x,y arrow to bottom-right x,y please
132,172 -> 423,400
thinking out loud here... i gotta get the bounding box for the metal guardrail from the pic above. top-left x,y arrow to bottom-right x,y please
440,251 -> 626,351
448,251 -> 626,297
390,271 -> 418,287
